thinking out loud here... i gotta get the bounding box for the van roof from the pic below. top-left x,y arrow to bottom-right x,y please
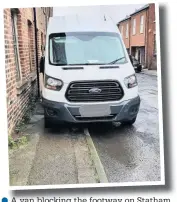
47,14 -> 119,34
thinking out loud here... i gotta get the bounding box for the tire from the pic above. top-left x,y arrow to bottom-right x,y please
44,117 -> 53,128
121,117 -> 136,126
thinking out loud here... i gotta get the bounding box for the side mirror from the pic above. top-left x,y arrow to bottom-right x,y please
39,56 -> 45,74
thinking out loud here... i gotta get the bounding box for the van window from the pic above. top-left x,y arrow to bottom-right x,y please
49,32 -> 127,66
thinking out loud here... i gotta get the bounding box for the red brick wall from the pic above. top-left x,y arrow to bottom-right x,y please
4,7 -> 52,135
147,3 -> 156,69
118,19 -> 131,49
130,10 -> 147,47
4,9 -> 17,133
118,4 -> 156,69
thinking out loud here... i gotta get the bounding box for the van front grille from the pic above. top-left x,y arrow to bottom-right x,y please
65,80 -> 124,102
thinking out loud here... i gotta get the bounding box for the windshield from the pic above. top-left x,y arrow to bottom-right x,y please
49,32 -> 127,66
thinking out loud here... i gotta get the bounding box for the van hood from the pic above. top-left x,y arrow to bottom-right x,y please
45,64 -> 135,83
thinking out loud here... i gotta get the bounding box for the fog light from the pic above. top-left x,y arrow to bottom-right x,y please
46,108 -> 57,116
130,107 -> 138,114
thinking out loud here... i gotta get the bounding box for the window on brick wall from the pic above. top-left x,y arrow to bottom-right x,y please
132,18 -> 136,35
28,20 -> 33,71
11,9 -> 21,81
121,26 -> 124,37
140,15 -> 144,33
126,23 -> 129,38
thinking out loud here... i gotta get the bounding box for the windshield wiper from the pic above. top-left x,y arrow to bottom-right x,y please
52,63 -> 104,66
67,63 -> 105,65
108,57 -> 126,64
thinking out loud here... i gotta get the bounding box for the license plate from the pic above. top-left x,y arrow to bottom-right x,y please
79,104 -> 111,117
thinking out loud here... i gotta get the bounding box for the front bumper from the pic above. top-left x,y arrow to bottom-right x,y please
42,96 -> 141,123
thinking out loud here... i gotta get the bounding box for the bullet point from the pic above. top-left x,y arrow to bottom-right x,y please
2,198 -> 8,202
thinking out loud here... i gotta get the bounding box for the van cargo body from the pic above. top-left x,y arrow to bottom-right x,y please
41,14 -> 140,127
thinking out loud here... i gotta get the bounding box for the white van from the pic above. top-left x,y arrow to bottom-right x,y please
40,14 -> 140,128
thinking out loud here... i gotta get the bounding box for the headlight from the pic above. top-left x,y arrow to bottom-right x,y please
45,75 -> 63,91
124,74 -> 138,88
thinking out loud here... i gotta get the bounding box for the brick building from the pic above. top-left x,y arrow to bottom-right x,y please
4,7 -> 53,135
119,15 -> 131,54
118,4 -> 156,70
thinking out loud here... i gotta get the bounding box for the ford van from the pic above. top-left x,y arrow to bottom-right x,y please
40,14 -> 140,128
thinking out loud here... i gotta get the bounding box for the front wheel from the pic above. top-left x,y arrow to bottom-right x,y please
44,117 -> 53,128
121,117 -> 136,126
